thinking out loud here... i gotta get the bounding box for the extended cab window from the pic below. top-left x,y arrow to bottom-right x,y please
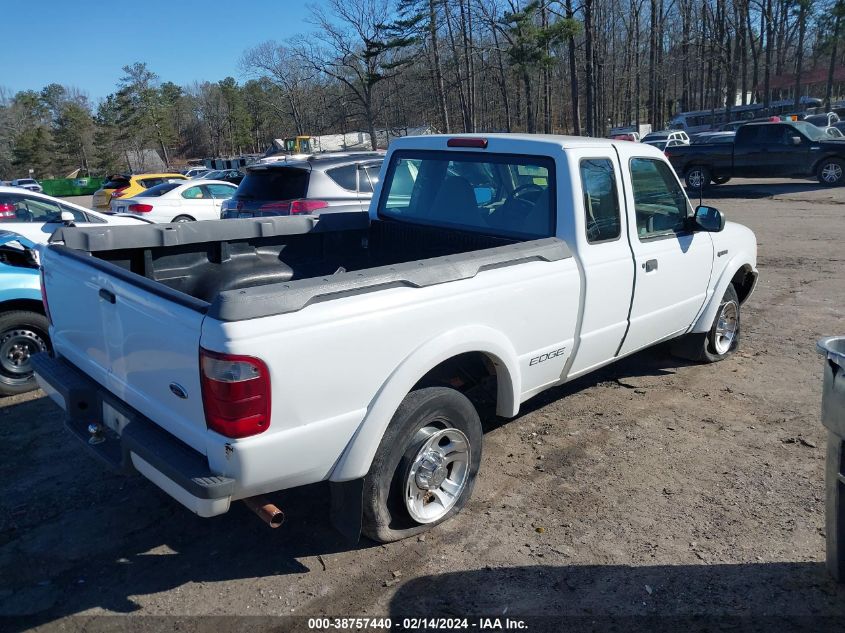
741,124 -> 792,146
630,158 -> 691,238
378,151 -> 555,239
580,159 -> 620,243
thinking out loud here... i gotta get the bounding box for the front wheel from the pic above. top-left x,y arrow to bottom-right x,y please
671,285 -> 740,363
362,387 -> 482,543
817,158 -> 845,186
172,215 -> 195,223
685,166 -> 711,190
0,310 -> 50,396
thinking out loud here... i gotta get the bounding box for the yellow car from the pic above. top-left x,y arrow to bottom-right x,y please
93,173 -> 188,210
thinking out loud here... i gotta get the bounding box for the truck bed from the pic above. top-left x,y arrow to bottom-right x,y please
50,213 -> 570,321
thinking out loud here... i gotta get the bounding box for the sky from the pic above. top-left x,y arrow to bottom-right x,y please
0,0 -> 320,103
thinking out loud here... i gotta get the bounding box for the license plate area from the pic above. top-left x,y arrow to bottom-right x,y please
103,402 -> 131,435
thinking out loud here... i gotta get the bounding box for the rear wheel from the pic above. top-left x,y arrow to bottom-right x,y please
685,166 -> 711,190
817,158 -> 845,186
0,310 -> 50,396
362,387 -> 482,543
172,215 -> 195,223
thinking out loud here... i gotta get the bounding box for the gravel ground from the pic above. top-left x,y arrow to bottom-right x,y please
1,179 -> 844,631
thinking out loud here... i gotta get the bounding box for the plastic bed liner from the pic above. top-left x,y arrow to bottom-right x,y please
48,213 -> 572,321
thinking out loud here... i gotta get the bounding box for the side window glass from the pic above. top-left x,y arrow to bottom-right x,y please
630,158 -> 691,238
14,196 -> 62,222
327,165 -> 357,191
580,159 -> 621,243
182,186 -> 205,199
206,184 -> 236,199
358,164 -> 381,194
60,204 -> 89,223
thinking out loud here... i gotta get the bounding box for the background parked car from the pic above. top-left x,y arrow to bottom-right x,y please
92,173 -> 187,210
10,179 -> 42,193
804,112 -> 840,128
642,130 -> 690,145
203,169 -> 244,185
0,231 -> 50,396
182,167 -> 211,178
0,186 -> 148,243
610,133 -> 640,142
643,138 -> 688,152
221,152 -> 383,218
115,179 -> 237,222
824,126 -> 845,138
691,131 -> 736,144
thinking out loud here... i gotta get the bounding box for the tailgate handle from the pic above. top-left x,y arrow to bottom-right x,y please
98,288 -> 116,304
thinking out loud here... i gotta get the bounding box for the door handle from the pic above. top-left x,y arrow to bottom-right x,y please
643,259 -> 658,272
98,288 -> 116,304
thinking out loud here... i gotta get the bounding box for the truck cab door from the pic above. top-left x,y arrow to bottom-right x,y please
616,155 -> 714,357
564,151 -> 636,378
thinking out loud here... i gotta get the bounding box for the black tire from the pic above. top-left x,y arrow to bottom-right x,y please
362,387 -> 482,543
711,175 -> 731,185
0,310 -> 50,396
685,166 -> 711,190
671,284 -> 740,363
172,215 -> 195,222
817,158 -> 845,186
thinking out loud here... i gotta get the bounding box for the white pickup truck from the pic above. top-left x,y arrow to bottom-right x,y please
33,134 -> 758,543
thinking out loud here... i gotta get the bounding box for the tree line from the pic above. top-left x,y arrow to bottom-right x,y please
1,0 -> 843,179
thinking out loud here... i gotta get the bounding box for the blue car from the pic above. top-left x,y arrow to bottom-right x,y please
0,231 -> 49,396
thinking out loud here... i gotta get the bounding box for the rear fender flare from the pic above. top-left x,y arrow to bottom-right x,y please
329,325 -> 521,482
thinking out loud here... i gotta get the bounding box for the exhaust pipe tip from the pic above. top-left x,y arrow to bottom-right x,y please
243,495 -> 285,528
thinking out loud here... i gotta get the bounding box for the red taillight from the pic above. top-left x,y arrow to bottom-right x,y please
447,137 -> 488,148
200,348 -> 271,439
0,202 -> 15,220
258,201 -> 291,212
257,199 -> 329,215
128,203 -> 153,213
111,187 -> 128,199
289,199 -> 328,214
40,268 -> 52,325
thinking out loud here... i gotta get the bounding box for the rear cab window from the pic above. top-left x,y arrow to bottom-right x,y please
377,150 -> 555,239
579,159 -> 621,243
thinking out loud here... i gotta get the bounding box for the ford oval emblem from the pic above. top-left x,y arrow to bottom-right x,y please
169,383 -> 188,399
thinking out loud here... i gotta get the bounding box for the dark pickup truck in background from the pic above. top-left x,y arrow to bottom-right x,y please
667,121 -> 845,189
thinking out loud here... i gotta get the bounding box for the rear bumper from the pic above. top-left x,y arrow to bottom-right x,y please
31,353 -> 234,517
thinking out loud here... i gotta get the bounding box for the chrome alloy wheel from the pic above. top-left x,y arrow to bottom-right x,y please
821,162 -> 843,184
687,169 -> 705,188
404,426 -> 471,524
713,300 -> 739,355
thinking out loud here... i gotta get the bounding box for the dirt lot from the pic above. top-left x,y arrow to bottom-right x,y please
1,179 -> 844,630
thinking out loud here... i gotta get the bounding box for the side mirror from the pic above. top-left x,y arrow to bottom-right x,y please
693,205 -> 725,232
791,136 -> 802,145
60,211 -> 75,225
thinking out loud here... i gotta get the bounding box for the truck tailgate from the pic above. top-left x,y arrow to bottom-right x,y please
42,247 -> 209,451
